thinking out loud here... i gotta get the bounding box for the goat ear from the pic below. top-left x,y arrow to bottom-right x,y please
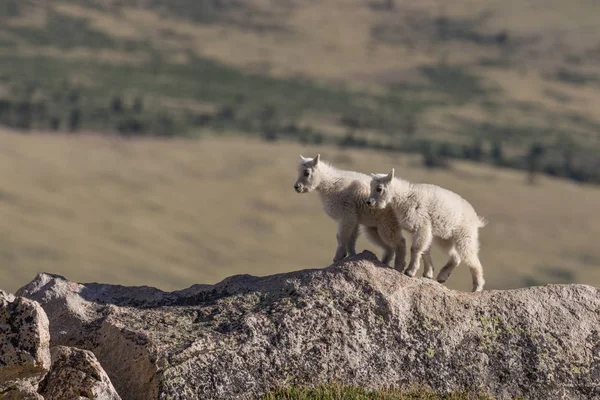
386,168 -> 395,181
300,155 -> 312,163
313,154 -> 320,166
370,173 -> 377,178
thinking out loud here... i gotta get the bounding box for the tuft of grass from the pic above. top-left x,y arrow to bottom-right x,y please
260,383 -> 494,400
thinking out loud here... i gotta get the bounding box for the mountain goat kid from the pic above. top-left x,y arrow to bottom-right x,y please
367,169 -> 487,292
294,154 -> 434,275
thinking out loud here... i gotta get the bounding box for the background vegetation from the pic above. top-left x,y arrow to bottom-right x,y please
0,0 -> 599,294
1,0 -> 600,183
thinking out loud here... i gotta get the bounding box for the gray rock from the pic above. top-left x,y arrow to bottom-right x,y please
17,274 -> 161,399
17,251 -> 600,400
0,381 -> 44,400
0,290 -> 50,399
39,346 -> 121,400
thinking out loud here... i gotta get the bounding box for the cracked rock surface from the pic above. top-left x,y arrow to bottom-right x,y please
39,346 -> 121,400
1,290 -> 120,400
0,290 -> 50,399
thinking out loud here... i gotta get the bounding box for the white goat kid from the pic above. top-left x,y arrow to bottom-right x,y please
367,169 -> 487,292
293,154 -> 434,275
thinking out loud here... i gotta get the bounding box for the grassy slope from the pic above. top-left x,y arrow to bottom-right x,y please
0,128 -> 599,294
0,0 -> 600,161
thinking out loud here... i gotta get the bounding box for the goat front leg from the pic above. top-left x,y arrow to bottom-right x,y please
333,219 -> 359,262
422,250 -> 435,279
404,224 -> 433,277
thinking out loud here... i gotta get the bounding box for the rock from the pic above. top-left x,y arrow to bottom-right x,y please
39,346 -> 121,400
0,290 -> 50,399
0,381 -> 44,400
17,251 -> 600,400
16,274 -> 161,399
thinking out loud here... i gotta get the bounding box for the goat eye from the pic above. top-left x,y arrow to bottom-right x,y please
376,187 -> 382,193
304,170 -> 310,177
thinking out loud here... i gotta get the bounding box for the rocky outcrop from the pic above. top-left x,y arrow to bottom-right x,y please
14,251 -> 600,400
0,290 -> 50,399
0,290 -> 120,400
39,346 -> 121,400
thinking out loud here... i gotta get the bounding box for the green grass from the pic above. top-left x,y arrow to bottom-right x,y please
0,54 -> 345,132
460,121 -> 551,145
260,384 -> 494,400
419,64 -> 488,104
0,50 -> 440,140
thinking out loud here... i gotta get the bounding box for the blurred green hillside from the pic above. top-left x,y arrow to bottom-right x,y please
1,0 -> 600,182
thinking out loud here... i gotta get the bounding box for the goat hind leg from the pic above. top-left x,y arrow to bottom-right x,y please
364,226 -> 394,265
